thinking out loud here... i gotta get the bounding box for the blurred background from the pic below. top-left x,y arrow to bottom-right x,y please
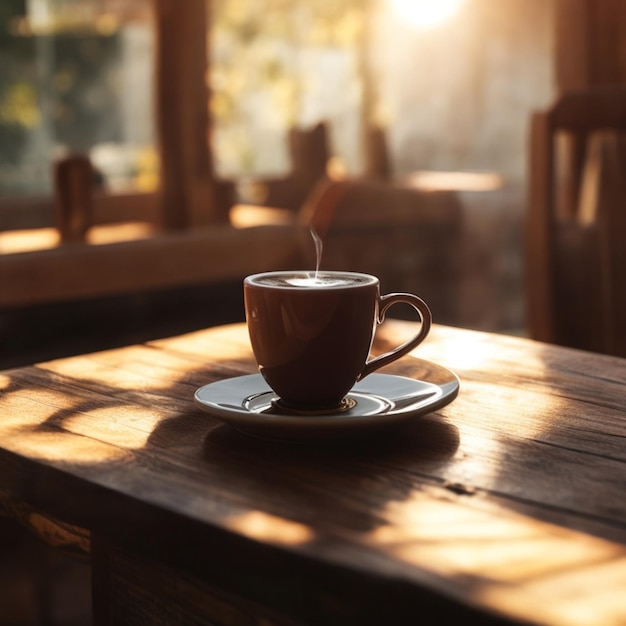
0,0 -> 557,351
1,0 -> 551,195
1,1 -> 625,623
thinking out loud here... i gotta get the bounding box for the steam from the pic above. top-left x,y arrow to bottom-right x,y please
311,226 -> 323,279
299,177 -> 353,279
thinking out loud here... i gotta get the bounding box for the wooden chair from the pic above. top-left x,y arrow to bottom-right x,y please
526,86 -> 626,356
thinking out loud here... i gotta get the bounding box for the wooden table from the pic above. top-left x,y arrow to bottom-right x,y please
1,320 -> 625,625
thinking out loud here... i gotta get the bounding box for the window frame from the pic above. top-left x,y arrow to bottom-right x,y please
0,0 -> 221,233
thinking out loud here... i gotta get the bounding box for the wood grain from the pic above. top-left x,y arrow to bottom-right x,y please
1,321 -> 626,625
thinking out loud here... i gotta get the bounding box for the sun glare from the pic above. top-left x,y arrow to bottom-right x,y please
389,0 -> 465,30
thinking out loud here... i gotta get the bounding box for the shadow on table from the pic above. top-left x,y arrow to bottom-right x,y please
191,413 -> 461,534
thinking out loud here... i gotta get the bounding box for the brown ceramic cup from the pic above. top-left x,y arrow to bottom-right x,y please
243,270 -> 432,412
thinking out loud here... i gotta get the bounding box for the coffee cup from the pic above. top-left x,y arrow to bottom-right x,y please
243,270 -> 431,412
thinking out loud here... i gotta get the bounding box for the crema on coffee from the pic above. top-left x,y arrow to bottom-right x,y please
249,272 -> 375,289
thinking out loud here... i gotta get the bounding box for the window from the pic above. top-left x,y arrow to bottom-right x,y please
210,0 -> 368,181
0,0 -> 157,197
209,0 -> 556,189
1,0 -> 557,233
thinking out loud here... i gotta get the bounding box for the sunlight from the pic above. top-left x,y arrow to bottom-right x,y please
224,511 -> 314,546
64,405 -> 163,450
1,387 -> 77,428
2,425 -> 128,463
388,0 -> 465,30
369,491 -> 626,624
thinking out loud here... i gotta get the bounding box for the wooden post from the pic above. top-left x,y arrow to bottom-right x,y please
153,0 -> 220,229
54,154 -> 94,243
526,112 -> 556,343
555,0 -> 626,90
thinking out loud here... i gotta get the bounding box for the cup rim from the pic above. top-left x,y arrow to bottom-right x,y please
244,270 -> 379,289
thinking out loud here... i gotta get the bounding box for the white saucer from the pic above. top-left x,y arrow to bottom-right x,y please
194,363 -> 459,442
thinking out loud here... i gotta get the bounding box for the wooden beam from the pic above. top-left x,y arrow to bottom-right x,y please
0,192 -> 160,231
0,225 -> 303,308
154,0 -> 218,229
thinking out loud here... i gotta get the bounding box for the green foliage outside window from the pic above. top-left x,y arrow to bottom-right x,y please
0,1 -> 126,194
211,0 -> 370,176
0,1 -> 37,166
0,0 -> 371,193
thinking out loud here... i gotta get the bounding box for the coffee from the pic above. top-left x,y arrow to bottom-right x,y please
248,272 -> 374,289
244,270 -> 432,411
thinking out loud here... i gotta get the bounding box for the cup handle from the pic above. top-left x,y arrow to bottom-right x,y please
359,293 -> 432,380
